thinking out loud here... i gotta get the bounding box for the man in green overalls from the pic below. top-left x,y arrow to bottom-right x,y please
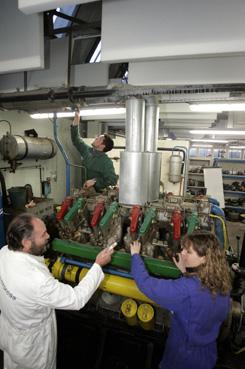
71,111 -> 118,192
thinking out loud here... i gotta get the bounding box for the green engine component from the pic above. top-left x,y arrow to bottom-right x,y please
187,212 -> 199,235
139,207 -> 157,237
52,238 -> 181,278
64,197 -> 86,222
99,201 -> 119,230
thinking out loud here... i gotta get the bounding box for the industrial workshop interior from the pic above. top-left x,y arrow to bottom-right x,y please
0,1 -> 245,369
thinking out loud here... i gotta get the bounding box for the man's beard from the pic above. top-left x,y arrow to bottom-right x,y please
30,241 -> 50,256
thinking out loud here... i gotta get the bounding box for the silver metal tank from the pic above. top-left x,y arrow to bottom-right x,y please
125,98 -> 145,152
147,152 -> 162,201
119,152 -> 162,205
169,152 -> 182,183
0,134 -> 57,161
119,152 -> 149,205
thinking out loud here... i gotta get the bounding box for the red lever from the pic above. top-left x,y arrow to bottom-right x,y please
56,197 -> 73,221
171,209 -> 182,241
130,206 -> 142,234
91,201 -> 105,227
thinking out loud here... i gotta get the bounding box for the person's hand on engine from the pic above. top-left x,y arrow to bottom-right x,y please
95,247 -> 114,267
83,179 -> 96,189
130,240 -> 141,255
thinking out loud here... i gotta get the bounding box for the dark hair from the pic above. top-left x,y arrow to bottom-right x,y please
102,134 -> 114,152
7,213 -> 35,251
181,231 -> 231,295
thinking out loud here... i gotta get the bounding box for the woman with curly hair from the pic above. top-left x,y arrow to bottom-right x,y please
130,232 -> 231,369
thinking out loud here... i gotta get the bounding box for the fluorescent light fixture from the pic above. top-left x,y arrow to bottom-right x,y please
190,130 -> 245,135
192,144 -> 213,148
31,112 -> 75,119
30,107 -> 126,119
229,146 -> 245,149
80,108 -> 125,116
189,103 -> 245,112
191,139 -> 228,143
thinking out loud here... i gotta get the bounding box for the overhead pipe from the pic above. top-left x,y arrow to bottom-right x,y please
0,88 -> 115,104
52,115 -> 86,196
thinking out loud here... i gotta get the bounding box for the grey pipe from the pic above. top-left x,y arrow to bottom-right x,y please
125,98 -> 145,152
144,101 -> 159,152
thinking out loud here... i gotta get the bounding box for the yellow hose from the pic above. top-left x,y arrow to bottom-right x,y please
210,214 -> 228,250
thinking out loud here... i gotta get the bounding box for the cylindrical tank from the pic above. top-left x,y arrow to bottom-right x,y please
144,102 -> 159,152
148,152 -> 162,201
125,98 -> 145,152
119,152 -> 149,205
119,152 -> 162,205
121,298 -> 138,326
169,152 -> 182,183
0,134 -> 57,161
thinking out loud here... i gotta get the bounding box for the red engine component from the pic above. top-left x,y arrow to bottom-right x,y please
91,201 -> 105,227
56,196 -> 73,221
130,206 -> 142,234
171,209 -> 182,241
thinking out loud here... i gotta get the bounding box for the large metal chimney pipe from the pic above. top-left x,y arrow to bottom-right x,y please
126,98 -> 145,152
144,99 -> 159,152
119,97 -> 161,205
145,98 -> 161,202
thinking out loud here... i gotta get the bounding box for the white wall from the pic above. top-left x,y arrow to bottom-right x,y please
0,111 -> 81,204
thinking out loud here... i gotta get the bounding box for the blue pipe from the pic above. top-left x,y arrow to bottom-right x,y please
210,203 -> 225,247
60,256 -> 133,279
53,115 -> 71,196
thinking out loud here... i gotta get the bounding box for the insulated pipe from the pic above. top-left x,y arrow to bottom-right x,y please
125,98 -> 145,152
144,101 -> 159,152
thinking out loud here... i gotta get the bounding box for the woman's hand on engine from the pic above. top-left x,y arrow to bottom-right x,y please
130,240 -> 141,255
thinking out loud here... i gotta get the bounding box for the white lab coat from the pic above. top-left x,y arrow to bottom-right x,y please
0,245 -> 104,369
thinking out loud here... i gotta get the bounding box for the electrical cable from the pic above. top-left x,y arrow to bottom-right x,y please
0,119 -> 12,134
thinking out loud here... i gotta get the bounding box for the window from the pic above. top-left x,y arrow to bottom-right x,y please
89,41 -> 101,63
229,150 -> 241,159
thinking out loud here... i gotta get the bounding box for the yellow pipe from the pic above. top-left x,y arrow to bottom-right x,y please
51,258 -> 154,304
210,214 -> 228,250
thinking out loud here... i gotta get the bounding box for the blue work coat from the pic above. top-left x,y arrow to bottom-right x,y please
131,254 -> 230,369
